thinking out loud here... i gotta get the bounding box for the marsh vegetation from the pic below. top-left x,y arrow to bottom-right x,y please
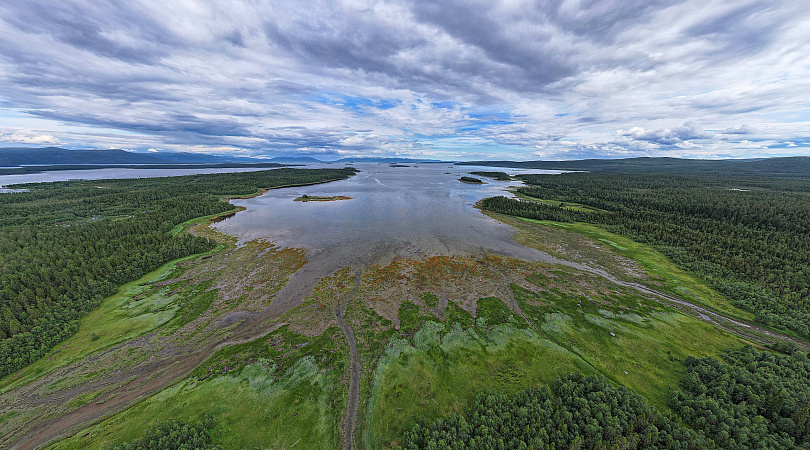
1,163 -> 808,449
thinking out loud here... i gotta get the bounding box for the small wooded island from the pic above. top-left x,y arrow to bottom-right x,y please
459,176 -> 484,184
294,194 -> 352,202
470,171 -> 512,181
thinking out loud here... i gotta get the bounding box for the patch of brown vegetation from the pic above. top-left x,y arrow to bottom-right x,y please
284,268 -> 356,337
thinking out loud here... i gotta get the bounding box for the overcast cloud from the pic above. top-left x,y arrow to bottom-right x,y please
0,0 -> 808,160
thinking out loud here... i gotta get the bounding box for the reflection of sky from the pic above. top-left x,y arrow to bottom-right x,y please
213,164 -> 563,267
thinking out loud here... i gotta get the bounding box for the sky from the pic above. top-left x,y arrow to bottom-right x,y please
0,0 -> 808,161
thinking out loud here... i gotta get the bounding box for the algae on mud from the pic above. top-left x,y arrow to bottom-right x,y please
4,164 -> 803,449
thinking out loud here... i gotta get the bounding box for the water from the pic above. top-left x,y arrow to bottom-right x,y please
0,166 -> 276,186
5,163 -> 569,314
214,164 -> 567,306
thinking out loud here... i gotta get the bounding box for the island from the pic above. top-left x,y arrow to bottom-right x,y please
459,176 -> 484,183
294,194 -> 353,202
469,171 -> 512,181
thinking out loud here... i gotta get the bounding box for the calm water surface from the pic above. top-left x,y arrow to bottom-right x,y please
215,164 -> 564,270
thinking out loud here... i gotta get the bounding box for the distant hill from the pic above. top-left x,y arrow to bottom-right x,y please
458,156 -> 810,177
267,156 -> 323,163
335,157 -> 443,163
0,147 -> 171,166
0,148 -> 455,167
143,152 -> 238,164
0,147 -> 276,166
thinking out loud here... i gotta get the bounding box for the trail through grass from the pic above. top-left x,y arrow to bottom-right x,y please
515,217 -> 749,318
54,326 -> 348,449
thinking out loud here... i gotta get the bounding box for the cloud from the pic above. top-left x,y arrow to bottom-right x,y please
618,122 -> 714,146
0,127 -> 62,145
0,0 -> 808,159
721,124 -> 754,135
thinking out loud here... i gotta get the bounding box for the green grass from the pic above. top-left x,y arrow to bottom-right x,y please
364,321 -> 593,449
443,301 -> 475,331
0,247 -> 222,393
165,279 -> 218,330
512,279 -> 741,410
169,209 -> 235,236
349,304 -> 399,450
364,273 -> 746,448
55,326 -> 348,449
514,192 -> 607,212
515,217 -> 750,318
420,292 -> 439,308
476,296 -> 528,329
191,325 -> 347,382
398,301 -> 434,335
55,358 -> 342,449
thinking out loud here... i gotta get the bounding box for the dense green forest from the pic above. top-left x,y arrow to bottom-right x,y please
480,173 -> 810,337
671,346 -> 810,449
110,414 -> 221,450
0,162 -> 284,176
401,373 -> 707,449
0,168 -> 356,379
459,176 -> 483,183
469,171 -> 511,181
459,156 -> 810,177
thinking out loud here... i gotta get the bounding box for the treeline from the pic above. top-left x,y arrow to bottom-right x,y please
0,162 -> 284,176
458,156 -> 810,178
401,372 -> 707,449
0,168 -> 356,379
480,173 -> 810,337
469,171 -> 511,181
109,413 -> 221,449
671,346 -> 810,449
480,196 -> 588,223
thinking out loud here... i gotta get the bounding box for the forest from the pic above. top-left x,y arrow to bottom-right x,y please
0,167 -> 356,379
110,414 -> 220,450
401,372 -> 707,449
480,172 -> 810,338
468,171 -> 511,181
459,156 -> 810,177
671,346 -> 810,449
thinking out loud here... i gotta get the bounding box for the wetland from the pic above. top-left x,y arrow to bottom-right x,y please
2,164 -> 809,449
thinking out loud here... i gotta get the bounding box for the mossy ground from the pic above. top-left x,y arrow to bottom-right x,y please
55,358 -> 344,449
14,210 -> 762,449
0,254 -> 199,393
504,214 -> 750,319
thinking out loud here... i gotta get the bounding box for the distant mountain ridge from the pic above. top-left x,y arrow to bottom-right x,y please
267,156 -> 323,163
0,147 -> 269,166
334,157 -> 443,163
0,147 -> 169,166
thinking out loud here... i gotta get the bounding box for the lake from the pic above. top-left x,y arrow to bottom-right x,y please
212,164 -> 568,312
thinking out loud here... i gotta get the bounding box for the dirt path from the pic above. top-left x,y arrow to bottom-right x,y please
335,274 -> 362,450
10,348 -> 212,450
8,228 -> 808,448
554,261 -> 810,351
